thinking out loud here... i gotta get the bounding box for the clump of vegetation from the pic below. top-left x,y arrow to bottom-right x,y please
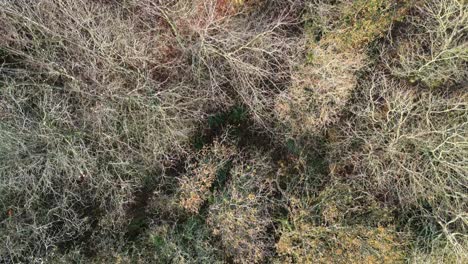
276,223 -> 406,264
328,71 -> 467,261
385,0 -> 468,88
307,0 -> 412,50
178,141 -> 236,214
275,46 -> 364,133
276,0 -> 412,135
146,217 -> 223,263
207,151 -> 276,263
0,0 -> 299,261
0,0 -> 197,260
274,182 -> 405,264
1,0 -> 467,263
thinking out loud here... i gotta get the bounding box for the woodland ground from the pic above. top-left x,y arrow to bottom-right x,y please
0,0 -> 467,263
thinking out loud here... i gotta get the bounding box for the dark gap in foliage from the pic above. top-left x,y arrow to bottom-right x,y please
125,168 -> 167,243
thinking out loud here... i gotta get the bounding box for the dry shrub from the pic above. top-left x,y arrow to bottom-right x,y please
385,0 -> 468,88
278,183 -> 394,231
179,161 -> 217,214
144,218 -> 223,264
178,141 -> 237,214
410,239 -> 468,264
276,0 -> 411,135
129,0 -> 304,129
275,187 -> 406,264
207,152 -> 276,263
146,0 -> 303,127
0,0 -> 202,260
316,0 -> 412,51
149,138 -> 275,263
312,183 -> 394,226
328,71 -> 467,260
276,45 -> 364,134
0,0 -> 305,260
276,224 -> 406,264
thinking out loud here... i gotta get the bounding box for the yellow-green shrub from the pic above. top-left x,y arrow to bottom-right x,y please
276,0 -> 412,135
178,141 -> 237,214
276,224 -> 406,264
207,153 -> 275,263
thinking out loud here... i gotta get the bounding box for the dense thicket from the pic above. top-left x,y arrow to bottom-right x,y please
1,0 -> 466,263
